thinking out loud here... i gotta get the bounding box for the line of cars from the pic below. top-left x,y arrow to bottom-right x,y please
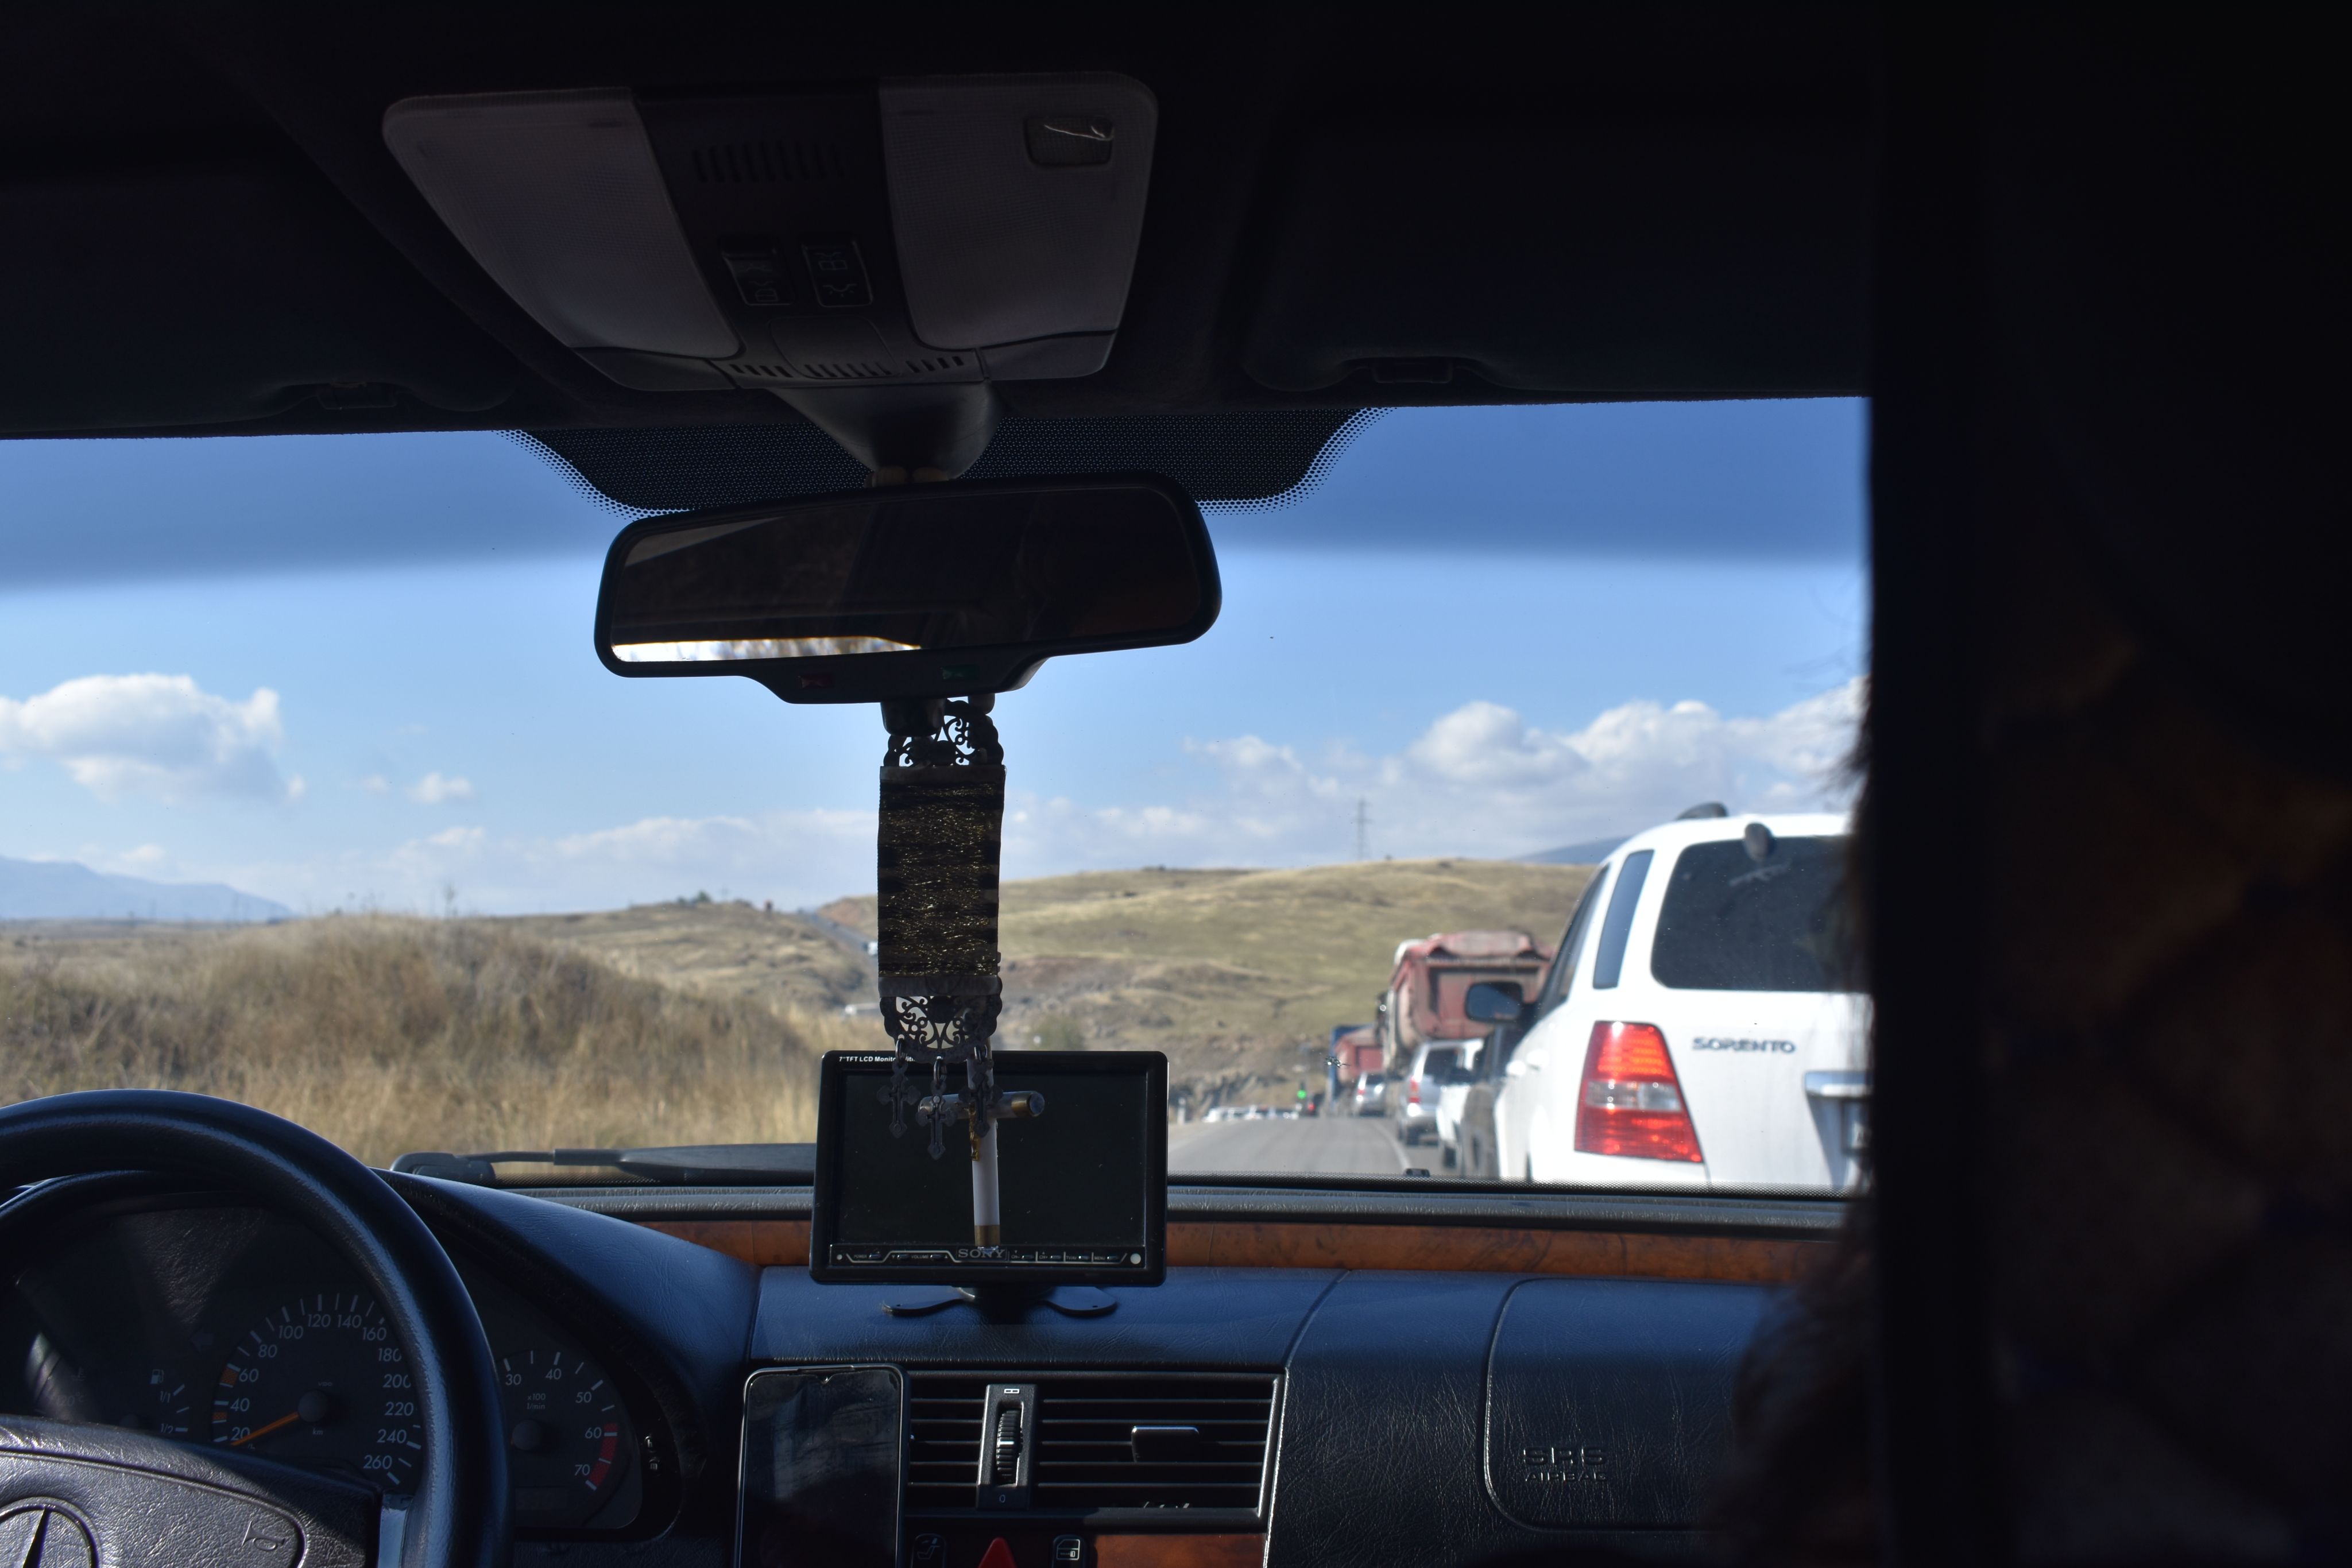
1200,1104 -> 1303,1122
1358,807 -> 1869,1192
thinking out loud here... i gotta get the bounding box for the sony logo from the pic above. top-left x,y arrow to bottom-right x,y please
1690,1037 -> 1797,1054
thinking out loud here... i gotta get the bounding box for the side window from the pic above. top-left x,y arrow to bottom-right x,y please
1591,849 -> 1655,989
1534,865 -> 1610,1020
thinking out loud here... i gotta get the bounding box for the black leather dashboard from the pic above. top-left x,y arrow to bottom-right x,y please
2,1173 -> 1788,1568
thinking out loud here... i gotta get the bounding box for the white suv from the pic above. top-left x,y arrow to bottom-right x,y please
1490,810 -> 1867,1191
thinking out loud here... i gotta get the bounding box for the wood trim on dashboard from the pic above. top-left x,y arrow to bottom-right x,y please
643,1218 -> 812,1267
1168,1220 -> 1822,1281
639,1217 -> 1824,1283
1094,1535 -> 1264,1568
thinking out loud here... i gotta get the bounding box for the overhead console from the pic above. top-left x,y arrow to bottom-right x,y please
1241,117 -> 1869,396
383,76 -> 1156,471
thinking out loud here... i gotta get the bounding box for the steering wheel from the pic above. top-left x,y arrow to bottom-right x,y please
0,1090 -> 508,1568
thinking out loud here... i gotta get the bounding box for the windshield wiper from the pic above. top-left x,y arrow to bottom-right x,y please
389,1143 -> 814,1186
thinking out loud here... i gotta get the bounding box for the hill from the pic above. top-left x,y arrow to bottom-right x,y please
1,914 -> 871,1165
496,899 -> 874,1016
1521,837 -> 1626,866
821,858 -> 1594,1105
0,854 -> 291,922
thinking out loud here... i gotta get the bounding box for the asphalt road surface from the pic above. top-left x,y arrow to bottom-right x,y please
1168,1113 -> 1426,1176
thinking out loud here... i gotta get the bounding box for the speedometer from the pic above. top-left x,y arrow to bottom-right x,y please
498,1338 -> 637,1527
210,1291 -> 422,1492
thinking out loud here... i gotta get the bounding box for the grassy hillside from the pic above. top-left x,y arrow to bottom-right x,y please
1,915 -> 872,1165
1,859 -> 1593,1152
497,900 -> 873,1015
822,858 -> 1595,1104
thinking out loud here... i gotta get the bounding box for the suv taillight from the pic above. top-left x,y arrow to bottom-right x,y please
1407,1077 -> 1421,1106
1575,1023 -> 1702,1163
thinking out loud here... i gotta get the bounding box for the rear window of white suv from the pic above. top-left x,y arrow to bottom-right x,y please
1650,836 -> 1856,992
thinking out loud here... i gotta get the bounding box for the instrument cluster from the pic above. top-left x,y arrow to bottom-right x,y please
0,1199 -> 649,1533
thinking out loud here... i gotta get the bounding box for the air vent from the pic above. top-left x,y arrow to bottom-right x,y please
689,140 -> 847,184
1032,1374 -> 1274,1511
904,355 -> 970,374
721,362 -> 796,380
906,1376 -> 988,1509
797,361 -> 895,381
904,1373 -> 1276,1515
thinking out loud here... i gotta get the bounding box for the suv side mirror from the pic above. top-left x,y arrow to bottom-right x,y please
1463,981 -> 1527,1024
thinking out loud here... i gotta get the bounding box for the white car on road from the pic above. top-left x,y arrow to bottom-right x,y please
1383,1039 -> 1477,1146
1490,810 -> 1867,1191
1430,1041 -> 1483,1167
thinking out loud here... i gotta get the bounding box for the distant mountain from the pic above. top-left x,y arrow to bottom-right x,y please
1519,837 -> 1627,866
0,855 -> 291,922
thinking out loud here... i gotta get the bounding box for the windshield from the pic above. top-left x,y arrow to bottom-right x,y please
1,399 -> 1865,1194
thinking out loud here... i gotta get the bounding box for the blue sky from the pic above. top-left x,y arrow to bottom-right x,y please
0,400 -> 1867,914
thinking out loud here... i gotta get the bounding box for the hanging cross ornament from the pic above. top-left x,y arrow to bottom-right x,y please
872,694 -> 1040,1245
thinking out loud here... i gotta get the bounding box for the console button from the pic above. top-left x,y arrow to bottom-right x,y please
801,238 -> 873,308
719,238 -> 789,305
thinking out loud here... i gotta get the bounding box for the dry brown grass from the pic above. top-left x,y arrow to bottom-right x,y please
0,915 -> 879,1166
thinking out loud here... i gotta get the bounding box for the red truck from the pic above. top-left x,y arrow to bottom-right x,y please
1328,1025 -> 1382,1085
1376,930 -> 1554,1073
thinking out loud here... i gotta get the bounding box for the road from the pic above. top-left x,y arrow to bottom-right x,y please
1168,1113 -> 1426,1176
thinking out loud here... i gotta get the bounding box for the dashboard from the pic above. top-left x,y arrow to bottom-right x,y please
0,1172 -> 1835,1568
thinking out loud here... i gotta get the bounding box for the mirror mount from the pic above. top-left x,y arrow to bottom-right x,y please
776,382 -> 1003,482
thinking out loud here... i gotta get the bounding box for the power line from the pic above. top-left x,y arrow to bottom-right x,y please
1353,797 -> 1370,861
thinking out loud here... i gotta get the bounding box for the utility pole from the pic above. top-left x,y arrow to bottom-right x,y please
1353,797 -> 1371,861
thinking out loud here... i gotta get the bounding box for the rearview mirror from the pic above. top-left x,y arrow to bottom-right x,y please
1462,981 -> 1526,1024
595,474 -> 1219,703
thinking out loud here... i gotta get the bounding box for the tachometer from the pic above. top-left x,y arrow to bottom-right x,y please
210,1292 -> 421,1492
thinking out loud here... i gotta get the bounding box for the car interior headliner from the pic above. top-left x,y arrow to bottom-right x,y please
0,2 -> 1874,504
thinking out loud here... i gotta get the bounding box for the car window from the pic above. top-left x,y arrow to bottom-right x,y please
1535,865 -> 1609,1018
1589,850 -> 1655,990
1650,836 -> 1855,993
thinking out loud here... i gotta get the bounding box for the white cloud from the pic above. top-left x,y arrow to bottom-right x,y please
0,673 -> 294,803
223,807 -> 880,915
1001,677 -> 1866,872
149,683 -> 1862,916
107,843 -> 175,874
406,772 -> 475,804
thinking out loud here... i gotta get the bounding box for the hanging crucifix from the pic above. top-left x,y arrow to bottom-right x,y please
871,694 -> 1039,1246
